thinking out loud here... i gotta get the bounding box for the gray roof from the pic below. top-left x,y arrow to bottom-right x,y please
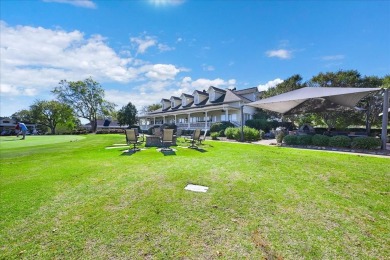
247,87 -> 381,114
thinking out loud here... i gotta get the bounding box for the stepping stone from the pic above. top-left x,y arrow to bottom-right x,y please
184,184 -> 209,193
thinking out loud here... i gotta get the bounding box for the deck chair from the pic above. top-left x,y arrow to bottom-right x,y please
161,129 -> 174,151
132,128 -> 144,143
188,129 -> 201,149
153,128 -> 162,137
199,129 -> 208,145
176,128 -> 182,137
125,129 -> 140,152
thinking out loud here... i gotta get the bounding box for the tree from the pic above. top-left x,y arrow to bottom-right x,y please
309,70 -> 364,131
140,103 -> 162,115
261,74 -> 307,126
52,78 -> 116,132
117,102 -> 138,127
357,76 -> 384,134
262,74 -> 306,99
11,109 -> 33,123
30,100 -> 76,134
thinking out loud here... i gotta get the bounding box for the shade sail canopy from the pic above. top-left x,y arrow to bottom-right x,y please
247,87 -> 381,114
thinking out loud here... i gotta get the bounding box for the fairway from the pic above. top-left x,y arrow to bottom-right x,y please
1,134 -> 389,259
0,135 -> 85,149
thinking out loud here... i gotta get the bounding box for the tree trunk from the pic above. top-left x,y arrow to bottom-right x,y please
91,120 -> 98,133
51,127 -> 56,135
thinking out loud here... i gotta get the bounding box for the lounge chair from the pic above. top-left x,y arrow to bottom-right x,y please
132,128 -> 144,143
161,129 -> 174,151
199,129 -> 208,145
188,129 -> 201,149
153,128 -> 162,137
176,128 -> 182,137
125,129 -> 141,152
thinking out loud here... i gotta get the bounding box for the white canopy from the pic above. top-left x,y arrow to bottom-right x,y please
247,87 -> 381,114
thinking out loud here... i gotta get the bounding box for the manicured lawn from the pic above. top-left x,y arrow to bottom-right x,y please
1,134 -> 389,259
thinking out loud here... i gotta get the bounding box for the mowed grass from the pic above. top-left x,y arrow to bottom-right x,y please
0,134 -> 389,259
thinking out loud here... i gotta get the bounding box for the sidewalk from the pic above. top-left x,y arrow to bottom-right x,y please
252,139 -> 390,157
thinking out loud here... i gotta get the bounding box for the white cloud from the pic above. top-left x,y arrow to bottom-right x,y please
149,0 -> 185,6
0,22 -> 235,117
202,64 -> 215,71
143,64 -> 181,81
43,0 -> 96,8
158,43 -> 175,52
257,78 -> 284,91
321,55 -> 345,61
130,35 -> 157,54
266,49 -> 292,59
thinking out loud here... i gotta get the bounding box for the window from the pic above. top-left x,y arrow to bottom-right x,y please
209,91 -> 215,101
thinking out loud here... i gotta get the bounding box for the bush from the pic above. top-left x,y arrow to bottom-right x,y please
245,119 -> 278,132
276,132 -> 285,144
312,134 -> 330,146
297,135 -> 312,145
243,126 -> 261,141
259,130 -> 265,140
351,137 -> 381,150
329,135 -> 351,148
283,135 -> 299,145
224,126 -> 261,141
210,132 -> 219,140
210,121 -> 235,137
224,127 -> 240,140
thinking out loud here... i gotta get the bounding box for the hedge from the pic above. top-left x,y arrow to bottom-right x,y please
351,137 -> 381,150
329,135 -> 351,148
312,134 -> 330,146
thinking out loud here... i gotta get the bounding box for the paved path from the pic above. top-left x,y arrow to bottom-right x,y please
251,138 -> 390,158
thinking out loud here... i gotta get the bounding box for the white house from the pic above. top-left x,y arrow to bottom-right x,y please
139,86 -> 262,130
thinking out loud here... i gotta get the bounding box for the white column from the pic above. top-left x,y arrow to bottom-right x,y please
187,113 -> 191,129
205,111 -> 208,130
225,109 -> 229,122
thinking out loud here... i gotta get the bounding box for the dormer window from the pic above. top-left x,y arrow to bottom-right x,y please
171,101 -> 175,108
194,95 -> 199,104
209,91 -> 215,101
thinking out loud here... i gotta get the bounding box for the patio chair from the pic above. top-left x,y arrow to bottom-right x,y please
125,129 -> 141,152
176,128 -> 182,137
132,128 -> 144,143
153,128 -> 162,137
199,129 -> 208,145
188,129 -> 201,149
161,129 -> 174,151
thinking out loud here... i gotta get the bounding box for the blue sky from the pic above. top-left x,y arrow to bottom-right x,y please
1,0 -> 389,117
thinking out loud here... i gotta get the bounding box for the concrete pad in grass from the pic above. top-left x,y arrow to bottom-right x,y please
185,184 -> 209,193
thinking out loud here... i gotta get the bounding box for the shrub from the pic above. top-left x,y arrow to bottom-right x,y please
210,132 -> 219,140
312,134 -> 330,146
243,126 -> 261,141
245,119 -> 278,132
224,127 -> 261,141
276,132 -> 285,143
210,121 -> 235,137
225,127 -> 239,140
297,135 -> 312,145
329,135 -> 351,148
351,137 -> 381,150
283,135 -> 299,145
259,130 -> 265,140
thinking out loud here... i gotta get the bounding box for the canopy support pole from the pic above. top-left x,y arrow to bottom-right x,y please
381,88 -> 389,150
240,105 -> 244,142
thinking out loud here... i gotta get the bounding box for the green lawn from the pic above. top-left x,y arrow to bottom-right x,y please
1,134 -> 389,259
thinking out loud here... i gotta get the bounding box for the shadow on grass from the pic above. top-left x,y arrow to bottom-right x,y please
120,149 -> 140,156
156,148 -> 177,156
190,147 -> 208,153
